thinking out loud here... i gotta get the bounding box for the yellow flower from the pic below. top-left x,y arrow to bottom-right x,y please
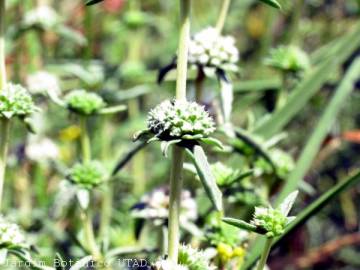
217,243 -> 233,262
59,125 -> 81,141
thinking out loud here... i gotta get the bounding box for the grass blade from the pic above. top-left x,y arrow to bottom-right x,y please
253,22 -> 360,139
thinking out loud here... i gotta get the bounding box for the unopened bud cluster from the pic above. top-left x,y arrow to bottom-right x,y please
251,207 -> 288,237
68,161 -> 106,189
65,89 -> 105,115
0,83 -> 37,119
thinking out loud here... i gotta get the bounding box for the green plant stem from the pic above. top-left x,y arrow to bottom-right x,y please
168,146 -> 185,262
167,0 -> 191,263
0,0 -> 6,89
216,0 -> 231,33
0,119 -> 9,210
82,208 -> 102,262
80,116 -> 91,163
256,238 -> 273,270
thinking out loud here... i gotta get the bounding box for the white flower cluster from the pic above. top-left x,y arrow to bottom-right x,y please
23,5 -> 60,29
0,217 -> 25,247
26,71 -> 61,96
153,259 -> 188,270
131,187 -> 197,226
26,136 -> 59,162
188,27 -> 239,73
148,100 -> 215,139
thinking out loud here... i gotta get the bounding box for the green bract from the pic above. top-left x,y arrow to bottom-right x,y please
0,216 -> 26,248
265,45 -> 310,72
0,83 -> 37,119
68,161 -> 106,189
65,89 -> 106,115
147,100 -> 215,141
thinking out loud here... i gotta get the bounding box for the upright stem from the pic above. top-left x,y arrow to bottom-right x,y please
167,0 -> 191,264
256,238 -> 273,270
216,0 -> 231,33
80,117 -> 91,163
0,0 -> 9,211
0,0 -> 6,89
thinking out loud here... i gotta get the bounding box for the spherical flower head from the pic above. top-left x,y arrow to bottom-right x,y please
251,207 -> 288,237
265,45 -> 310,72
178,245 -> 216,270
131,187 -> 197,226
23,5 -> 60,29
0,217 -> 26,248
26,71 -> 60,96
68,161 -> 106,189
0,83 -> 37,119
65,89 -> 106,115
188,27 -> 239,72
147,100 -> 215,140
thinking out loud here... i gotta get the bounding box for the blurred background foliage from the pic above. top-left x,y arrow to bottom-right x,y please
1,0 -> 359,269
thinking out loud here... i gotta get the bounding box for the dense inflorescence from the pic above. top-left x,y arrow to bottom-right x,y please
265,45 -> 310,72
0,217 -> 26,248
189,27 -> 239,73
67,161 -> 107,189
0,83 -> 38,119
251,207 -> 288,237
65,89 -> 106,115
147,100 -> 215,140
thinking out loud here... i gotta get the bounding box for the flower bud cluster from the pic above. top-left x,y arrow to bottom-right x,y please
65,89 -> 106,115
68,161 -> 106,189
251,207 -> 288,237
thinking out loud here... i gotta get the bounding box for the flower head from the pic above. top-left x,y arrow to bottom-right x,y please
65,89 -> 106,115
67,161 -> 107,189
23,5 -> 60,30
0,83 -> 38,119
26,136 -> 59,163
265,45 -> 310,72
0,217 -> 26,248
26,71 -> 60,96
147,100 -> 215,140
178,245 -> 216,270
189,27 -> 239,73
250,191 -> 299,237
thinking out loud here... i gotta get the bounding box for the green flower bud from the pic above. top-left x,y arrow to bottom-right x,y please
211,162 -> 240,186
65,89 -> 105,115
0,216 -> 26,248
0,83 -> 38,119
68,161 -> 106,189
251,207 -> 287,237
265,45 -> 310,72
147,100 -> 215,140
123,10 -> 147,29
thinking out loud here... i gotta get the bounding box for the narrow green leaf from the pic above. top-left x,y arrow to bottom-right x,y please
99,105 -> 127,115
186,146 -> 223,211
199,137 -> 224,149
242,170 -> 360,269
69,256 -> 93,270
253,22 -> 360,139
258,0 -> 281,9
276,58 -> 360,204
222,217 -> 259,233
234,78 -> 281,93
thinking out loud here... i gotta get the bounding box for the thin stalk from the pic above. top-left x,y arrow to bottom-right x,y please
168,0 -> 191,263
0,0 -> 9,211
256,238 -> 273,270
80,117 -> 91,163
81,208 -> 102,261
216,0 -> 231,33
275,71 -> 290,110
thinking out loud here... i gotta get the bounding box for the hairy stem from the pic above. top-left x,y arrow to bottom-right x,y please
168,146 -> 185,262
216,0 -> 231,33
168,0 -> 191,263
256,237 -> 273,270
